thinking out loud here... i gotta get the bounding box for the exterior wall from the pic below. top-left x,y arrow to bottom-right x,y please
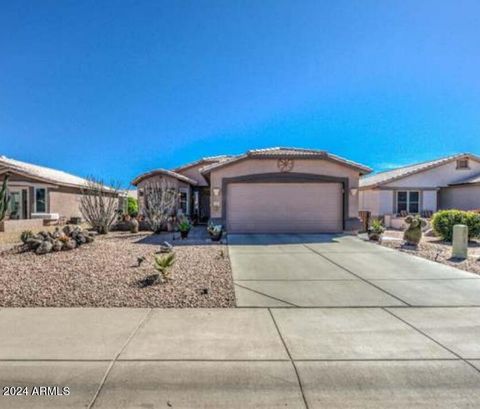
136,175 -> 189,213
209,158 -> 361,221
359,189 -> 380,215
48,187 -> 84,220
176,164 -> 210,186
384,160 -> 480,188
439,185 -> 480,210
422,190 -> 437,212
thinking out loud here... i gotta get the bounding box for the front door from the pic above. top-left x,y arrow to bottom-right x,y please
199,187 -> 210,223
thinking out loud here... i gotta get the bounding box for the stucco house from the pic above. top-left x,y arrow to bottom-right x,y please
359,153 -> 480,227
0,155 -> 123,232
132,147 -> 372,233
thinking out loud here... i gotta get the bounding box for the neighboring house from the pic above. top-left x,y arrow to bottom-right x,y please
132,147 -> 371,233
359,153 -> 480,225
0,155 -> 122,232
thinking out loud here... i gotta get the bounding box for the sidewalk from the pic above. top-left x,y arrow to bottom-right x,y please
1,307 -> 480,408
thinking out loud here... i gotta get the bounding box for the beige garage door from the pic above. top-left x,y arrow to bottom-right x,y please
226,182 -> 343,233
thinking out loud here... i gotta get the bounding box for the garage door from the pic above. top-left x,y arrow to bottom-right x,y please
226,182 -> 343,233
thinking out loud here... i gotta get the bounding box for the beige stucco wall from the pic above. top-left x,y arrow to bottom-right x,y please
176,164 -> 210,186
49,187 -> 84,219
384,160 -> 480,188
359,189 -> 395,216
440,185 -> 480,210
136,175 -> 189,212
209,158 -> 361,219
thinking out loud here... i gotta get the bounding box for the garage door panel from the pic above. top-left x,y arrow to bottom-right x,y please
226,183 -> 342,233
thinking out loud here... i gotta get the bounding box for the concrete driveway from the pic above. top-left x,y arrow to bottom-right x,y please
1,234 -> 480,408
229,234 -> 480,307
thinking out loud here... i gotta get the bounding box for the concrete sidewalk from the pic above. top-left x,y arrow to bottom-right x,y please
1,307 -> 480,408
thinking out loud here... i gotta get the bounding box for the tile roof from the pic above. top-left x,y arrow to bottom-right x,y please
172,155 -> 233,172
359,153 -> 480,189
200,147 -> 372,174
0,155 -> 106,189
131,168 -> 197,186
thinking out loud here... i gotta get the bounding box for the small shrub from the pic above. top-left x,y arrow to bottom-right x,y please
127,197 -> 139,217
20,230 -> 34,244
154,252 -> 176,281
403,215 -> 427,246
432,210 -> 480,241
368,218 -> 385,241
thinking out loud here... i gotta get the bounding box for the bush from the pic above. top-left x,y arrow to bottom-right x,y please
431,210 -> 480,241
127,197 -> 139,217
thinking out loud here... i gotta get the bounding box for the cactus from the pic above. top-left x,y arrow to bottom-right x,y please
403,215 -> 427,246
0,174 -> 10,222
154,252 -> 176,280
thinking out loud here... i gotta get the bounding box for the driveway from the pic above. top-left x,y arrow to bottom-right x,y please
229,234 -> 480,307
1,234 -> 480,408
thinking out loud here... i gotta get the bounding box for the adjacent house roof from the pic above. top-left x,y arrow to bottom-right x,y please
359,153 -> 480,189
131,169 -> 198,186
0,155 -> 106,190
172,155 -> 233,172
200,147 -> 372,175
449,174 -> 480,186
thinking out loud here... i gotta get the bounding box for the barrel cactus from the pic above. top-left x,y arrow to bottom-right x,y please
403,215 -> 427,246
0,174 -> 10,222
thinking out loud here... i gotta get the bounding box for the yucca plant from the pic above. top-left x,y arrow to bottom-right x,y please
154,252 -> 176,281
0,174 -> 10,222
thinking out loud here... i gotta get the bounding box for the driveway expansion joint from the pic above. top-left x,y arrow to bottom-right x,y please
234,282 -> 299,307
383,308 -> 480,375
303,243 -> 411,306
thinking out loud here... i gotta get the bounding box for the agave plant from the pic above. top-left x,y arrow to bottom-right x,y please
154,252 -> 176,281
0,174 -> 10,222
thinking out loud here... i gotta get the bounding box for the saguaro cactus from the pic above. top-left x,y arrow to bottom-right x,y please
0,174 -> 10,222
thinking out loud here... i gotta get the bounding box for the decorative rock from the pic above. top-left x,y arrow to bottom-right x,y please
35,241 -> 53,255
63,239 -> 77,251
452,224 -> 468,259
26,238 -> 43,250
52,240 -> 64,252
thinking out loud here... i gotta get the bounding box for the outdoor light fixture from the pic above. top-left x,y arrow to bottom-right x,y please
213,200 -> 220,209
213,187 -> 221,196
350,188 -> 358,196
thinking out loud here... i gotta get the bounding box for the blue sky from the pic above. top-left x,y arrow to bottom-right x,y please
1,0 -> 479,186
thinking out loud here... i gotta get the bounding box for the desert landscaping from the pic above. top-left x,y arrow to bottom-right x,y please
0,230 -> 235,308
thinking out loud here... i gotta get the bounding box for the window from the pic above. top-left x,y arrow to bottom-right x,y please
396,191 -> 419,214
456,159 -> 469,169
179,190 -> 188,215
35,188 -> 46,213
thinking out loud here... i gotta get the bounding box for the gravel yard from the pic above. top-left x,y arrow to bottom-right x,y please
378,230 -> 480,276
0,231 -> 236,307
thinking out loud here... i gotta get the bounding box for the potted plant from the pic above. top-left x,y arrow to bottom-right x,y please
207,223 -> 223,241
178,218 -> 191,239
368,218 -> 385,241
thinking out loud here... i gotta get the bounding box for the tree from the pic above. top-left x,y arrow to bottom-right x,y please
142,178 -> 177,233
80,178 -> 121,234
127,196 -> 138,217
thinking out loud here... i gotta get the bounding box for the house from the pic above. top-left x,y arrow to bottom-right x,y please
132,147 -> 372,233
359,153 -> 480,227
0,155 -> 123,232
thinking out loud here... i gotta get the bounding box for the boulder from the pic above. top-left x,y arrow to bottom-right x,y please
35,240 -> 53,255
52,240 -> 64,252
63,239 -> 77,251
26,238 -> 43,250
62,225 -> 73,236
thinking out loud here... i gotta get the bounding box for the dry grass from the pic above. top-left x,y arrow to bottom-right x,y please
0,231 -> 236,307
